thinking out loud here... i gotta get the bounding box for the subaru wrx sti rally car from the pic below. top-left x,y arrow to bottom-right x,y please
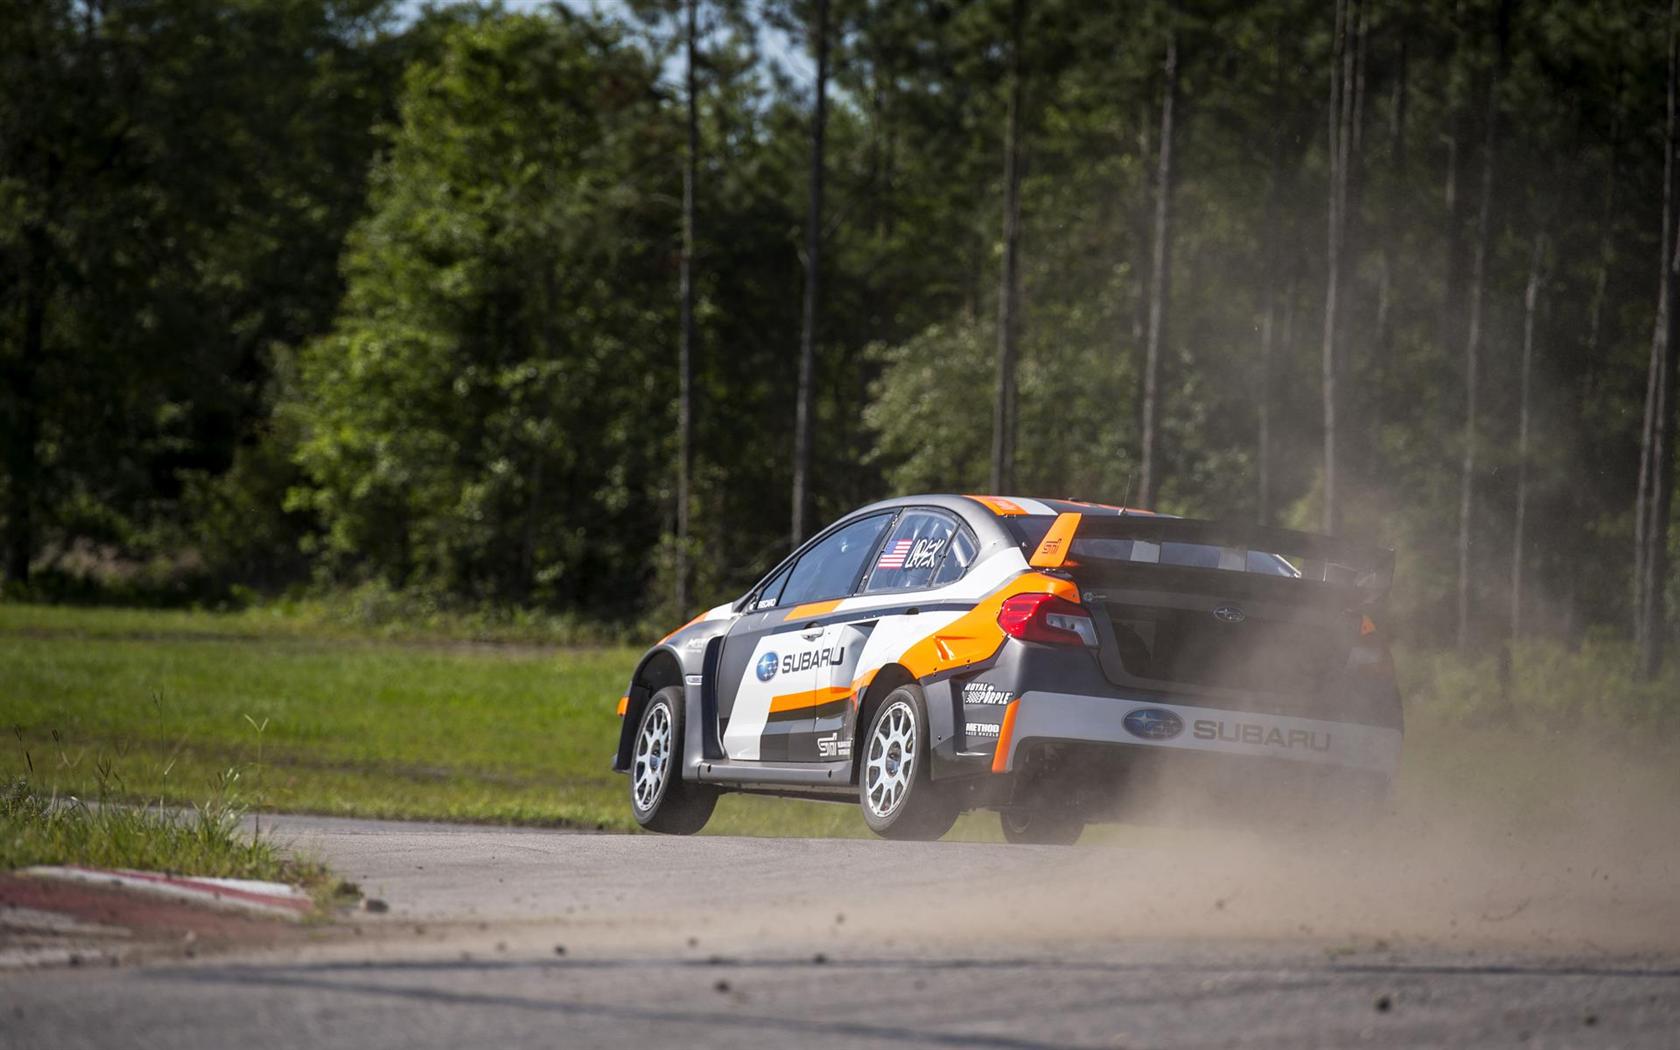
613,495 -> 1402,842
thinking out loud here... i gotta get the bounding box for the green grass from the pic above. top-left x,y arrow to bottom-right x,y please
0,592 -> 633,647
0,601 -> 954,838
0,778 -> 325,888
4,602 -> 1675,846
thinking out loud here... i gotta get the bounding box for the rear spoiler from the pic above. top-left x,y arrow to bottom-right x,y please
1028,512 -> 1394,598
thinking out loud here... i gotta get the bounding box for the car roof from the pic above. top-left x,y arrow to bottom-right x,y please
958,495 -> 1158,518
848,493 -> 1157,521
736,495 -> 1162,611
833,494 -> 1161,554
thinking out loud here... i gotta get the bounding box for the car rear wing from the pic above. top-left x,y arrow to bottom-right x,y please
1027,512 -> 1394,599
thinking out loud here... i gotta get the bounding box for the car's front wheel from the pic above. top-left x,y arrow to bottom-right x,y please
859,685 -> 958,841
629,686 -> 719,834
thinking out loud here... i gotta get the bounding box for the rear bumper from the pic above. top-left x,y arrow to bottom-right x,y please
992,689 -> 1402,778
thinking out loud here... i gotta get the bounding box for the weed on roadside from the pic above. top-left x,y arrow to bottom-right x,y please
2,708 -> 332,894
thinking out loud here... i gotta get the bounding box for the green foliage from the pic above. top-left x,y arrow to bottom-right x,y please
1399,638 -> 1680,730
288,12 -> 675,613
864,323 -> 994,493
1,0 -> 1676,668
0,0 -> 405,583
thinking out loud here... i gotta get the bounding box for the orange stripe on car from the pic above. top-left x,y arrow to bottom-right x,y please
768,685 -> 854,714
992,699 -> 1021,773
615,696 -> 629,717
1029,511 -> 1082,568
964,495 -> 1028,516
659,611 -> 707,644
897,572 -> 1080,680
782,598 -> 844,622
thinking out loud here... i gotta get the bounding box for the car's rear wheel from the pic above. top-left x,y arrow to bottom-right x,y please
859,685 -> 958,841
999,806 -> 1084,846
630,686 -> 719,834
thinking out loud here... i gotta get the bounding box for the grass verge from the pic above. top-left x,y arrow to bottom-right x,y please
4,602 -> 1676,843
0,601 -> 903,837
1,778 -> 329,893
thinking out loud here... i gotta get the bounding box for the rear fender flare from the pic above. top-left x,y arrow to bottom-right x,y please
849,664 -> 957,784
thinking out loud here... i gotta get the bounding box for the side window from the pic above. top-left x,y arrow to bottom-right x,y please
777,514 -> 894,607
751,561 -> 794,610
865,511 -> 965,593
929,526 -> 978,586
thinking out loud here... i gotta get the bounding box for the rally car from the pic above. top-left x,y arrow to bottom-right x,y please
612,495 -> 1402,843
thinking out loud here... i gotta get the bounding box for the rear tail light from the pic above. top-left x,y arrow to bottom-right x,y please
1347,613 -> 1391,675
998,592 -> 1098,648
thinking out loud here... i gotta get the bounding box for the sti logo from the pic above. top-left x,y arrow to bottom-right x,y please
756,651 -> 779,682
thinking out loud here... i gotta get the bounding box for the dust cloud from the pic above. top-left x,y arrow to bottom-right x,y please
838,728 -> 1680,958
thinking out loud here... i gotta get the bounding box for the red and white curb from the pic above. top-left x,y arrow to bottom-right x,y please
22,866 -> 313,919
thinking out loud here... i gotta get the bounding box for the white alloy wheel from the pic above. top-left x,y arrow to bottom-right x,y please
864,698 -> 918,819
632,701 -> 673,814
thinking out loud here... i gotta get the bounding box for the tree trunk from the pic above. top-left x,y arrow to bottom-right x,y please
1390,36 -> 1408,176
1440,4 -> 1469,367
1511,232 -> 1544,640
1638,0 -> 1678,653
675,0 -> 698,614
991,0 -> 1026,494
1455,0 -> 1510,651
4,223 -> 46,586
1130,97 -> 1153,462
1586,110 -> 1619,365
1321,0 -> 1357,535
1640,1 -> 1680,678
1373,34 -> 1406,435
1257,253 -> 1276,527
1138,23 -> 1177,510
1257,28 -> 1287,527
1571,114 -> 1620,643
1644,265 -> 1680,678
791,0 -> 828,545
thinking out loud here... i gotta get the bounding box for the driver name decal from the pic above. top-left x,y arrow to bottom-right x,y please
903,537 -> 944,570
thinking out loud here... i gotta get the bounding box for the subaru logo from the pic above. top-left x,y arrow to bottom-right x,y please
755,651 -> 779,682
1213,605 -> 1246,624
1123,708 -> 1183,741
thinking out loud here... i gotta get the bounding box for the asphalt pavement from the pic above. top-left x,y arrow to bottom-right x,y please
4,812 -> 1677,1049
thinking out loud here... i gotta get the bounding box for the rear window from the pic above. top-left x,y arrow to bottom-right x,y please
864,510 -> 974,592
1010,516 -> 1301,579
1078,537 -> 1301,578
1005,516 -> 1058,554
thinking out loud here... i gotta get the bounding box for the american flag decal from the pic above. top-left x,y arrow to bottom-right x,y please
876,538 -> 913,569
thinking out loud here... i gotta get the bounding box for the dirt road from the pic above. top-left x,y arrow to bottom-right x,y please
4,813 -> 1677,1048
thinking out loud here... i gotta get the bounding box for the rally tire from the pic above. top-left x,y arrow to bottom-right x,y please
629,687 -> 718,835
999,806 -> 1084,846
859,685 -> 958,841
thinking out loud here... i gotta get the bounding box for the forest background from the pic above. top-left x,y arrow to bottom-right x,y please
6,0 -> 1680,706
